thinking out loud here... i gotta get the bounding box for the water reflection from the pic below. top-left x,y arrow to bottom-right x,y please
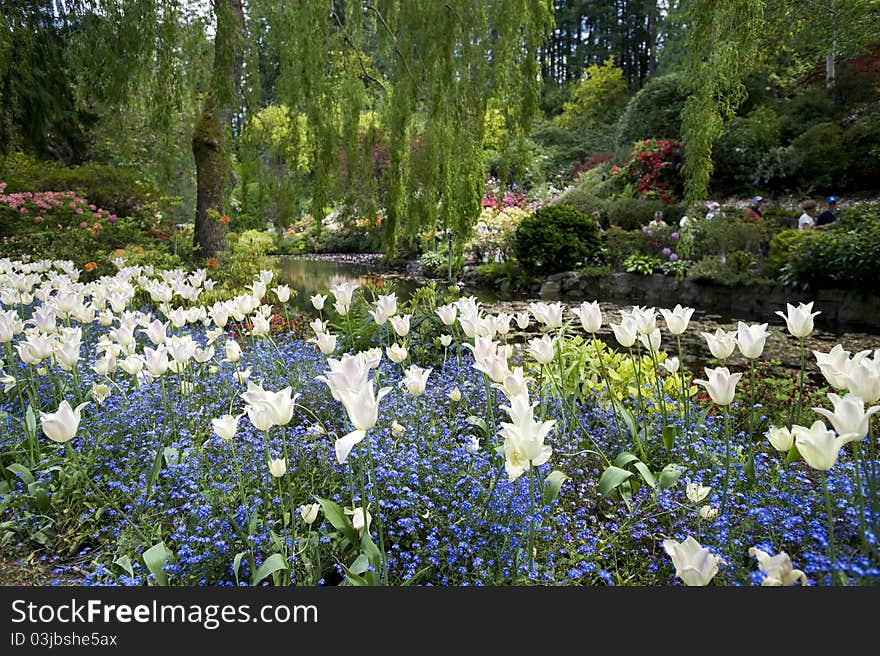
278,256 -> 422,311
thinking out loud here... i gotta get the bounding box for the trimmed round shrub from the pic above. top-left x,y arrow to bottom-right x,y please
514,205 -> 603,274
553,185 -> 604,217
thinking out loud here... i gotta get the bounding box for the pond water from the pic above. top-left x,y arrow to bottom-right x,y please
279,255 -> 424,312
278,254 -> 880,373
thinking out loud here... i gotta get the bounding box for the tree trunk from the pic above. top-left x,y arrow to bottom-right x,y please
193,96 -> 229,258
192,0 -> 246,259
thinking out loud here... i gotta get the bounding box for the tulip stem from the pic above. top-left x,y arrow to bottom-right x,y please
528,464 -> 536,579
590,335 -> 622,439
721,408 -> 731,521
364,434 -> 388,585
823,471 -> 839,586
627,347 -> 650,465
676,334 -> 689,425
852,443 -> 870,560
791,337 -> 807,425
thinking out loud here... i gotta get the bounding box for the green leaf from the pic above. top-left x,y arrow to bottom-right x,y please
542,470 -> 569,506
784,444 -> 801,466
466,415 -> 489,436
658,463 -> 684,490
598,466 -> 633,496
662,424 -> 676,451
251,553 -> 287,586
348,553 -> 371,575
233,551 -> 247,586
613,451 -> 640,468
6,463 -> 35,485
315,497 -> 358,545
633,461 -> 657,489
360,530 -> 382,570
27,482 -> 49,512
25,404 -> 36,438
113,555 -> 134,579
744,450 -> 756,487
341,568 -> 373,586
143,542 -> 172,586
613,401 -> 638,439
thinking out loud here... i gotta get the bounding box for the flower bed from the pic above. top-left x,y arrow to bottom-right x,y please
0,257 -> 878,586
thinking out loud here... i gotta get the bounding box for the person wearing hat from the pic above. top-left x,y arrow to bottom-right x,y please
743,196 -> 764,221
705,200 -> 721,220
816,196 -> 839,228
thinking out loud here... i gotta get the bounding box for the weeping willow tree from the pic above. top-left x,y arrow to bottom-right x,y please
266,0 -> 554,255
20,1 -> 552,258
678,0 -> 765,201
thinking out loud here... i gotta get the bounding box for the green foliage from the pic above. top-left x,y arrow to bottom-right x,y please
623,253 -> 662,276
214,229 -> 280,291
781,122 -> 849,191
713,105 -> 783,189
764,228 -> 808,278
419,249 -> 448,278
0,153 -> 163,218
472,260 -> 529,295
603,227 -> 647,268
614,74 -> 687,153
780,205 -> 880,289
686,255 -> 754,287
659,259 -> 690,279
553,185 -> 604,217
556,57 -> 630,132
726,250 -> 757,274
689,217 -> 768,261
604,198 -> 680,231
514,205 -> 604,274
679,0 -> 764,200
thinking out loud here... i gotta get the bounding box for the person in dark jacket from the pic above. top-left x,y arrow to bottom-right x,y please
816,196 -> 839,227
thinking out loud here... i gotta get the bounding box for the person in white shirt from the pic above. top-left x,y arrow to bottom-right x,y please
798,200 -> 817,231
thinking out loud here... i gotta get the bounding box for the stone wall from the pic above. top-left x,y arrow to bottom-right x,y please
537,271 -> 880,333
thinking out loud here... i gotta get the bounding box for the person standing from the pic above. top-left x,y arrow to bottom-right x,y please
798,200 -> 817,231
816,196 -> 839,227
744,196 -> 764,221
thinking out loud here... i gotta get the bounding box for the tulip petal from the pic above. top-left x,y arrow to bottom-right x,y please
334,429 -> 367,464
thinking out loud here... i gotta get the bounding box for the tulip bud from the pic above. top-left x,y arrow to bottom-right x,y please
299,503 -> 320,525
267,457 -> 287,478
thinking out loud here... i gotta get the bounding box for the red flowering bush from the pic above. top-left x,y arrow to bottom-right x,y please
611,139 -> 684,203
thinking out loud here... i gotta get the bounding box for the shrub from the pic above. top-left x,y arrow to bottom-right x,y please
712,105 -> 783,190
611,138 -> 685,203
553,185 -> 604,217
214,229 -> 280,291
603,227 -> 646,268
780,204 -> 880,290
782,122 -> 849,191
604,197 -> 680,231
623,253 -> 662,276
473,260 -> 529,295
686,255 -> 751,287
689,217 -> 768,261
764,229 -> 808,278
514,205 -> 603,274
0,152 -> 162,218
615,74 -> 687,152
